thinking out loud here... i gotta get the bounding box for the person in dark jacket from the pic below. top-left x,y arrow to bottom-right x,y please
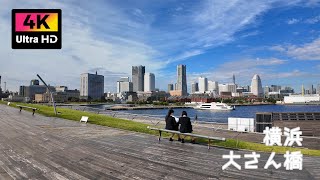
165,109 -> 181,141
178,111 -> 195,143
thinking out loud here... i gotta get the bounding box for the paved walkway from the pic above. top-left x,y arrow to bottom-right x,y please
0,104 -> 319,179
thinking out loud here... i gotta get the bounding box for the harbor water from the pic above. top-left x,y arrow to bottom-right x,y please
88,104 -> 320,123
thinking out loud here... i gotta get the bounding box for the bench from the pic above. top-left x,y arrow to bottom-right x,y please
80,116 -> 89,123
147,126 -> 226,149
16,105 -> 38,115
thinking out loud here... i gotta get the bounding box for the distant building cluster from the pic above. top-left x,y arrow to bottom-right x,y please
112,65 -> 168,103
188,74 -> 264,99
1,79 -> 80,103
3,63 -> 320,104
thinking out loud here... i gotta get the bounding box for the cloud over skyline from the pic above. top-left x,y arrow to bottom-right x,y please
1,0 -> 320,93
270,38 -> 320,60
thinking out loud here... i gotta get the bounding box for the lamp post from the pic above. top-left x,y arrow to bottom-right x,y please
36,74 -> 57,115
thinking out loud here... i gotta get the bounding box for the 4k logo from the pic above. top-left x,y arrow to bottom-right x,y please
23,14 -> 50,29
12,9 -> 62,49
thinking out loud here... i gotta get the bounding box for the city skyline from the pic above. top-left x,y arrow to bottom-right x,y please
1,1 -> 320,92
3,68 -> 320,95
4,67 -> 320,103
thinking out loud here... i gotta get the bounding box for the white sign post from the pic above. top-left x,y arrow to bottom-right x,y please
80,116 -> 89,123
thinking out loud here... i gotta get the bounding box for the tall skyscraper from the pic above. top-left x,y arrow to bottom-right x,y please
310,84 -> 315,94
232,74 -> 235,84
144,73 -> 155,92
198,77 -> 208,93
80,72 -> 104,100
177,65 -> 187,96
132,65 -> 145,92
251,74 -> 263,97
191,82 -> 199,94
167,84 -> 174,92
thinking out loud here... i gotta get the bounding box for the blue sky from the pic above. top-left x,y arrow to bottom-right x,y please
1,0 -> 320,93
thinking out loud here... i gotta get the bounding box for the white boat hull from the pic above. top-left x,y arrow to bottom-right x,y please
194,102 -> 235,111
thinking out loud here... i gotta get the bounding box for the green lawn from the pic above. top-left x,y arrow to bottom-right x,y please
2,101 -> 320,156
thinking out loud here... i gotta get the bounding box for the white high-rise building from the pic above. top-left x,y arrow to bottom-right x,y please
218,84 -> 237,94
198,77 -> 208,93
117,82 -> 133,93
208,81 -> 219,92
251,74 -> 263,97
144,73 -> 155,92
117,77 -> 131,93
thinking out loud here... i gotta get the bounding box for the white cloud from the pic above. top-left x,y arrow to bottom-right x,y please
287,18 -> 300,24
218,57 -> 287,71
0,1 -> 162,92
1,0 -> 277,92
305,15 -> 320,24
240,31 -> 260,38
285,15 -> 320,25
192,57 -> 288,85
1,0 -> 318,92
270,38 -> 320,60
304,0 -> 320,6
269,45 -> 286,52
188,0 -> 271,48
266,70 -> 305,79
165,50 -> 205,64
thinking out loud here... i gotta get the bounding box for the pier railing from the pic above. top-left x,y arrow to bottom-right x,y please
63,105 -> 228,126
60,105 -> 320,149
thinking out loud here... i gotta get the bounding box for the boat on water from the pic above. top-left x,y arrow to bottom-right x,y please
194,102 -> 235,110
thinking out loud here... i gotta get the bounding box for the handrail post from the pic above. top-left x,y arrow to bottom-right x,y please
159,130 -> 162,142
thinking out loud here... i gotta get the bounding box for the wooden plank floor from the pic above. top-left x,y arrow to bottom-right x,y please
0,104 -> 319,179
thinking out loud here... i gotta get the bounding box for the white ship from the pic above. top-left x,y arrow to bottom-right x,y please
195,102 -> 235,110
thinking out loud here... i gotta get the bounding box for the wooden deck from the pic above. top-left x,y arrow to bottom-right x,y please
0,104 -> 319,179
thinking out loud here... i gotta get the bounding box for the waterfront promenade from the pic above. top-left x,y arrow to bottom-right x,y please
0,104 -> 320,179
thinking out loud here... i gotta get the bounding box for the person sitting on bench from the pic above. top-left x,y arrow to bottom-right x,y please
178,111 -> 195,143
165,109 -> 181,141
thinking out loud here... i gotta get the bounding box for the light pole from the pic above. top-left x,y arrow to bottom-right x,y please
37,74 -> 57,115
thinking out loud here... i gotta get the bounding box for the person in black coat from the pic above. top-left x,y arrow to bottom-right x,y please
165,109 -> 181,141
178,111 -> 195,143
